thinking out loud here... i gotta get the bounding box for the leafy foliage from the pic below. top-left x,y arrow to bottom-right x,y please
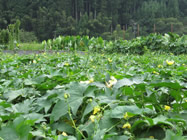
0,52 -> 187,139
43,33 -> 187,55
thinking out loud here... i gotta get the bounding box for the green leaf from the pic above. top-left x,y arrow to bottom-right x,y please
150,80 -> 182,90
67,82 -> 88,115
52,121 -> 74,134
110,105 -> 151,119
107,135 -> 130,140
164,130 -> 186,140
81,100 -> 97,122
0,126 -> 19,140
4,89 -> 24,102
93,129 -> 106,140
50,99 -> 68,121
114,78 -> 133,89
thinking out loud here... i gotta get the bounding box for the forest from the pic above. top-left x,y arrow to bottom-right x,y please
0,0 -> 186,41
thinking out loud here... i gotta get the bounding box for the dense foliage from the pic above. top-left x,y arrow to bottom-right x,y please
0,0 -> 186,41
0,52 -> 187,139
0,20 -> 20,50
43,33 -> 187,55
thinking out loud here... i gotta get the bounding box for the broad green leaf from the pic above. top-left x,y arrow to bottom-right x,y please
93,129 -> 106,140
51,99 -> 68,121
107,135 -> 130,140
114,78 -> 133,89
81,100 -> 97,122
67,82 -> 88,115
0,126 -> 19,140
110,105 -> 152,119
164,130 -> 186,140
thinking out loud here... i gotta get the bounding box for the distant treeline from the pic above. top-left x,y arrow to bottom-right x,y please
0,0 -> 186,41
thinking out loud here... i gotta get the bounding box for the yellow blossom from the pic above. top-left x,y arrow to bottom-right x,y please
164,105 -> 171,111
108,58 -> 112,63
89,115 -> 96,122
166,60 -> 174,66
185,99 -> 187,102
33,60 -> 37,64
153,71 -> 159,75
80,78 -> 94,84
89,78 -> 94,83
62,132 -> 68,136
183,64 -> 185,66
106,76 -> 117,88
92,66 -> 96,69
101,54 -> 104,56
149,136 -> 154,139
93,106 -> 101,115
122,122 -> 131,129
158,65 -> 163,68
124,112 -> 132,120
64,62 -> 69,66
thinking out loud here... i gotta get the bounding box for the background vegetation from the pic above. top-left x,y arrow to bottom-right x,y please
0,0 -> 186,41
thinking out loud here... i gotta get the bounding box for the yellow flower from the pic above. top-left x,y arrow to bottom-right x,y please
89,115 -> 96,122
108,58 -> 112,63
106,76 -> 117,88
124,112 -> 131,120
89,78 -> 94,83
122,122 -> 131,129
166,60 -> 174,66
101,54 -> 104,56
185,99 -> 187,102
182,64 -> 185,66
62,132 -> 68,136
64,62 -> 69,66
92,66 -> 96,69
158,65 -> 163,68
93,106 -> 101,115
80,78 -> 94,84
153,71 -> 159,75
164,105 -> 171,111
149,136 -> 154,139
33,60 -> 37,64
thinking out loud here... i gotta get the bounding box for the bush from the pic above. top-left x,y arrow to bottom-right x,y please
19,29 -> 38,43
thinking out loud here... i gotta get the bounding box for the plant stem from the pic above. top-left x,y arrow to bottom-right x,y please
105,121 -> 121,133
68,104 -> 86,139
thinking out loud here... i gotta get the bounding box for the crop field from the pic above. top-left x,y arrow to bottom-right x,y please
0,51 -> 187,140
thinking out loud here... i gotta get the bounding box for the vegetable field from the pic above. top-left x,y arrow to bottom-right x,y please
0,52 -> 187,140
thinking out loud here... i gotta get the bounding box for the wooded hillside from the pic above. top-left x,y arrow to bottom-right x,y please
0,0 -> 186,41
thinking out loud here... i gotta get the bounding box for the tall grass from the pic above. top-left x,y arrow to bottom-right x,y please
19,43 -> 43,50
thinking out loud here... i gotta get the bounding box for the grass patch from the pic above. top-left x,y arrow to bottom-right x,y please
19,43 -> 44,50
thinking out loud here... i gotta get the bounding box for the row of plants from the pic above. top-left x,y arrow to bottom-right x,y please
0,20 -> 21,50
0,52 -> 187,139
42,33 -> 187,55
